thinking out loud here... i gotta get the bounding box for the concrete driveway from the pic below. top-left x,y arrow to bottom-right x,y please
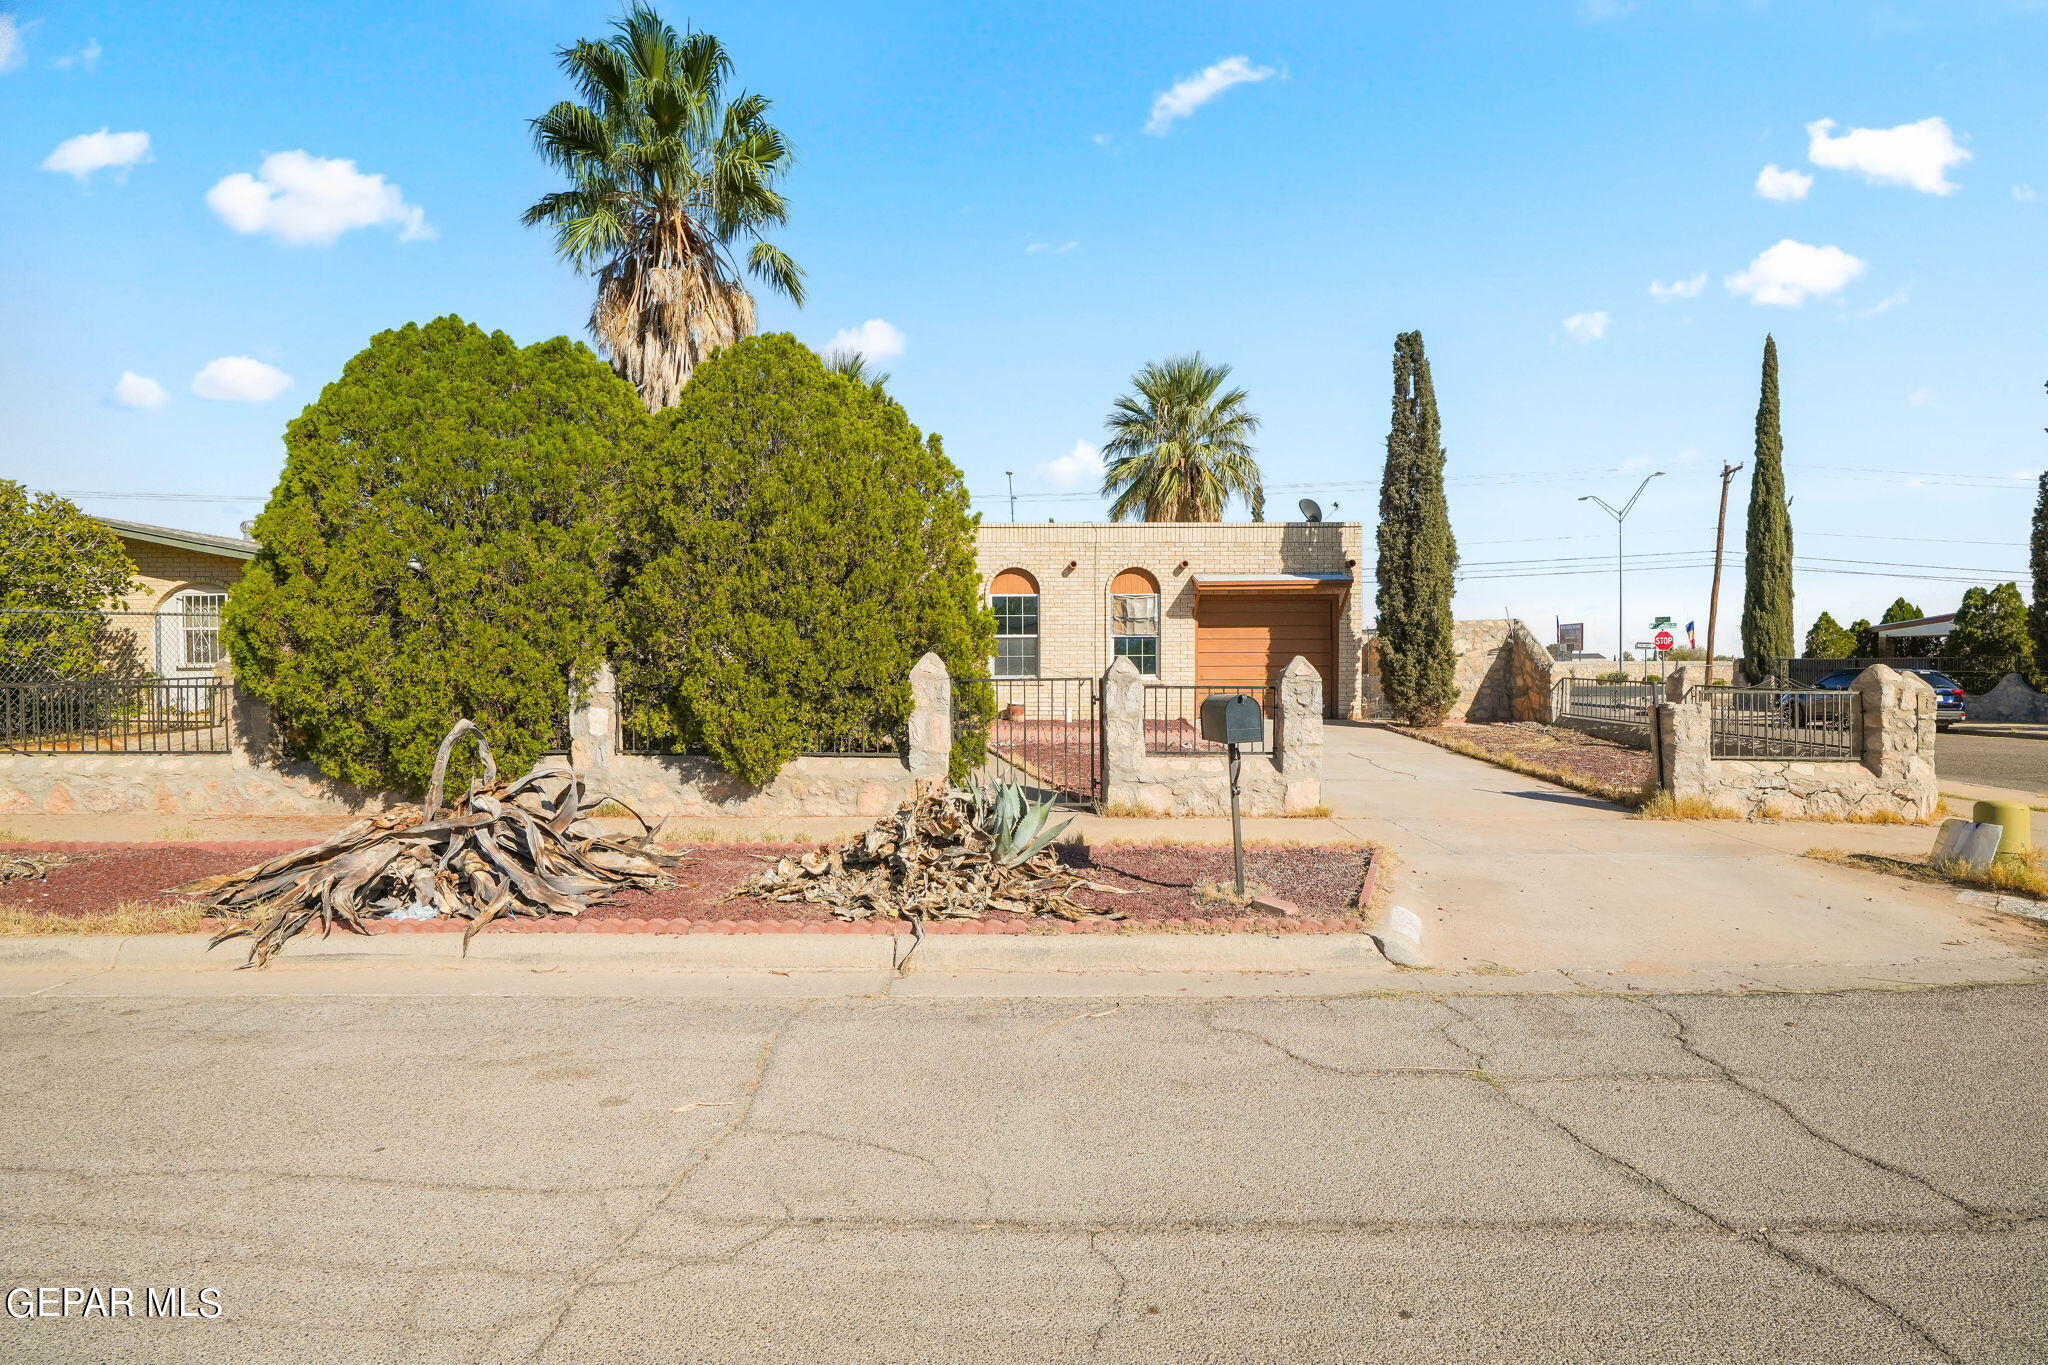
1320,723 -> 2048,979
0,974 -> 2043,1363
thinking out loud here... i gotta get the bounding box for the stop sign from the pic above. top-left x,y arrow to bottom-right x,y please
1653,630 -> 1675,651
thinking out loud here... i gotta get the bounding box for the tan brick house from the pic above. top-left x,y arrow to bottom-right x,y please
975,521 -> 1366,718
96,516 -> 257,679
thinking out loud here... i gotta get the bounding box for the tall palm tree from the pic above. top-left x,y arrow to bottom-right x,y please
522,5 -> 803,410
1100,355 -> 1264,521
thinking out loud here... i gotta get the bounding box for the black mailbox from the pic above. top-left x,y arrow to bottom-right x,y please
1200,693 -> 1264,745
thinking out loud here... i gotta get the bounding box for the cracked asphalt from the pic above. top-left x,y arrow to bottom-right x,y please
1,981 -> 2043,1363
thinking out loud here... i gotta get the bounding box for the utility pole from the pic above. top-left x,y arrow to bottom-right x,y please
1579,472 -> 1664,672
1704,461 -> 1744,686
1005,471 -> 1016,521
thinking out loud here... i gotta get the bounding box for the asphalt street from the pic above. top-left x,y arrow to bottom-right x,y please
1937,730 -> 2047,797
1,978 -> 2042,1363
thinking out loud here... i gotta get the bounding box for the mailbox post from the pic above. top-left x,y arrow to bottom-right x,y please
1200,694 -> 1264,898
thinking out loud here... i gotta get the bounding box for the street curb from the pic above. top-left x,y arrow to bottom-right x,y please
0,930 -> 1392,974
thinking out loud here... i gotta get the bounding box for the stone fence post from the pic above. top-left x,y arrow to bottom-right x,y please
569,662 -> 618,777
1652,697 -> 1713,798
906,653 -> 953,782
1275,656 -> 1324,812
1851,665 -> 1937,815
1098,657 -> 1146,811
1662,665 -> 1692,702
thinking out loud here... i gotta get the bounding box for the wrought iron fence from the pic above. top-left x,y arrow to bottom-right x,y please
1142,685 -> 1274,755
1,609 -> 232,754
965,676 -> 1101,802
1691,686 -> 1861,760
1553,678 -> 1660,730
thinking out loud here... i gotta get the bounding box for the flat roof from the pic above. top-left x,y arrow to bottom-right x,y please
96,516 -> 258,561
1872,613 -> 1956,636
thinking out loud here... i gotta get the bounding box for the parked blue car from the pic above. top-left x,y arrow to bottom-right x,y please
1806,668 -> 1967,730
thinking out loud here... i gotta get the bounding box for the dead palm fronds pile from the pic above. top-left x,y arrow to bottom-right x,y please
1,852 -> 69,887
197,721 -> 676,967
744,781 -> 1125,923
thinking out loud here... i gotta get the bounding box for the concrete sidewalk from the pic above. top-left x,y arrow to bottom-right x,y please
1316,723 -> 2048,977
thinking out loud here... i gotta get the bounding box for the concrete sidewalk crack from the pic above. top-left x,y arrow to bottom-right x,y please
1641,1001 -> 2014,1223
1201,1010 -> 1481,1080
1084,1230 -> 1132,1359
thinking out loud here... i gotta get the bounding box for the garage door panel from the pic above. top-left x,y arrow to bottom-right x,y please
1194,592 -> 1337,717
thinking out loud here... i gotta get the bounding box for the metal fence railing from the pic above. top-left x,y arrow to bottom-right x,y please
1143,685 -> 1274,755
1691,686 -> 1862,760
964,676 -> 1101,802
2,609 -> 234,754
1553,678 -> 1660,731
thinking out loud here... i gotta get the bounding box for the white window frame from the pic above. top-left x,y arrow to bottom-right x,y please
1110,591 -> 1160,678
991,592 -> 1040,678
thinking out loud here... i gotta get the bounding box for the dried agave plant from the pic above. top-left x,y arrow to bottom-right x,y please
196,720 -> 677,968
744,779 -> 1125,923
1,852 -> 69,887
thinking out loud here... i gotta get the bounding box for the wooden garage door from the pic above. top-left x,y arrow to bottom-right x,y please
1194,593 -> 1337,716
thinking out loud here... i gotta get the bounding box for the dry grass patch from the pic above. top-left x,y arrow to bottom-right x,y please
0,899 -> 209,936
1806,844 -> 2048,902
1635,793 -> 1945,825
1397,727 -> 1650,808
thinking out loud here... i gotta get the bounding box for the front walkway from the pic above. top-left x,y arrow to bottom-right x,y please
1317,722 -> 2045,979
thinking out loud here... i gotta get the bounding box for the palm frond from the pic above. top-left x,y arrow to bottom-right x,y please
1098,354 -> 1266,522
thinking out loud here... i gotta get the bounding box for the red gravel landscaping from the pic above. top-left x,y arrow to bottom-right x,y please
1392,722 -> 1654,804
0,839 -> 1377,934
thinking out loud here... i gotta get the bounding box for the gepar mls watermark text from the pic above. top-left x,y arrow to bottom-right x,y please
8,1287 -> 221,1319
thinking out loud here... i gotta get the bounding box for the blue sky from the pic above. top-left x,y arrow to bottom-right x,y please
3,0 -> 2044,658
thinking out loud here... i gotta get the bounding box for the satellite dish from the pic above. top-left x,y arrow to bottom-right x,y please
1297,498 -> 1324,524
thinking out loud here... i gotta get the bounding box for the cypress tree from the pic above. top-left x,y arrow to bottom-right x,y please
1374,331 -> 1460,725
2031,471 -> 2048,687
225,316 -> 644,792
1739,336 -> 1794,683
617,334 -> 993,785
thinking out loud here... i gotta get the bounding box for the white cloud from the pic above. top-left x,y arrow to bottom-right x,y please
206,151 -> 433,246
0,15 -> 24,74
1806,116 -> 1970,195
1024,240 -> 1078,255
53,37 -> 100,71
1562,310 -> 1610,342
41,128 -> 151,181
2015,183 -> 2038,202
1648,272 -> 1705,301
1754,163 -> 1813,201
823,318 -> 905,362
1040,440 -> 1104,488
1091,132 -> 1114,147
111,371 -> 167,409
1907,388 -> 1931,406
1724,239 -> 1866,307
191,356 -> 293,403
1144,56 -> 1276,136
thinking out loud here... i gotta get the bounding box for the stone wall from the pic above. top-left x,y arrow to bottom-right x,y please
0,657 -> 954,821
976,521 -> 1366,719
1967,672 -> 2048,724
1362,619 -> 1553,722
1099,656 -> 1323,816
1652,665 -> 1938,820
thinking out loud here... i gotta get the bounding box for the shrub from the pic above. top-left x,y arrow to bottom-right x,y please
0,480 -> 138,681
617,334 -> 994,785
225,316 -> 645,793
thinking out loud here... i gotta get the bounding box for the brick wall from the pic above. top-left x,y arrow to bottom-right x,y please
975,522 -> 1366,718
115,539 -> 248,610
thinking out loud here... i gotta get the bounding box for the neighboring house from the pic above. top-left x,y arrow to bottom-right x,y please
96,516 -> 257,679
976,520 -> 1366,718
1870,612 -> 1956,655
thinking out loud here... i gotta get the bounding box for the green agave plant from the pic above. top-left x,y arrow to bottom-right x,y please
977,779 -> 1073,869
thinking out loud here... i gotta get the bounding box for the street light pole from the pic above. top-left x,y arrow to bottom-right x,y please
1704,462 -> 1744,686
1579,473 -> 1664,673
1005,471 -> 1017,521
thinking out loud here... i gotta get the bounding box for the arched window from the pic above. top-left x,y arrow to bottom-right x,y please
156,586 -> 227,674
990,569 -> 1039,677
1110,568 -> 1160,677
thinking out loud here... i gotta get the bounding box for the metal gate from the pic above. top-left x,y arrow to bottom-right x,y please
976,677 -> 1101,805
